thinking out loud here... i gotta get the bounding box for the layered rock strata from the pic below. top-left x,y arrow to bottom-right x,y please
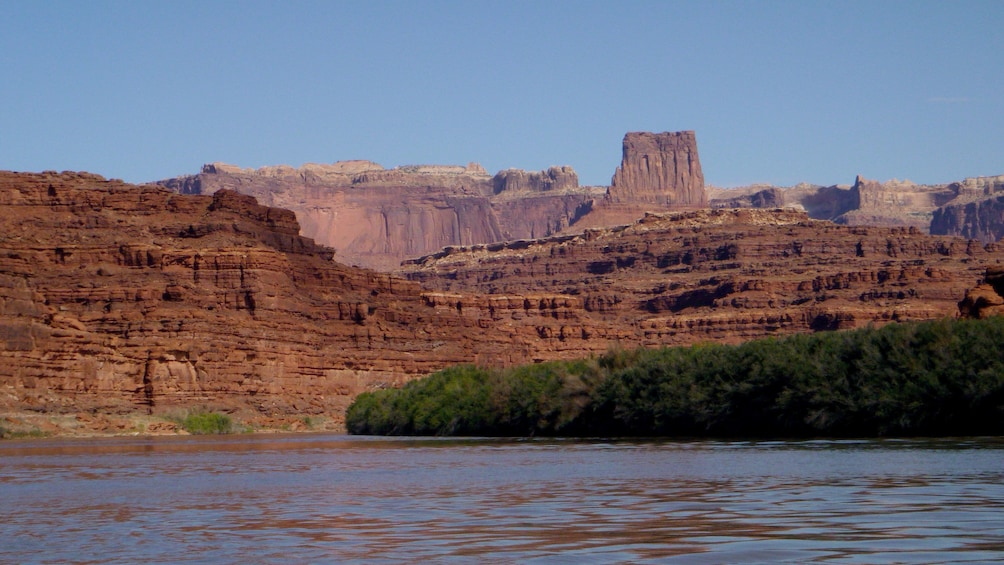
0,171 -> 601,427
710,173 -> 1004,241
959,266 -> 1004,318
3,171 -> 1002,431
930,175 -> 1004,243
158,130 -> 711,270
401,208 -> 1003,346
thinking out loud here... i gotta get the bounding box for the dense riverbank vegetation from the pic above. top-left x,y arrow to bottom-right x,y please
347,317 -> 1004,437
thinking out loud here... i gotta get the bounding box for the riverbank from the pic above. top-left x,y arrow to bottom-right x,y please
347,316 -> 1004,437
0,410 -> 345,439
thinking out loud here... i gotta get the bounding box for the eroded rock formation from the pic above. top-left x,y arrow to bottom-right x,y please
0,171 -> 598,429
930,175 -> 1004,243
710,173 -> 1004,241
959,266 -> 1004,318
608,131 -> 707,207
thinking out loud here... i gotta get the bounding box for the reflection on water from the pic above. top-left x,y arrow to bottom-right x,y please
2,435 -> 1003,563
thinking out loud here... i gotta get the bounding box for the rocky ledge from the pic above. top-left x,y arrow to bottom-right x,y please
400,208 -> 1003,345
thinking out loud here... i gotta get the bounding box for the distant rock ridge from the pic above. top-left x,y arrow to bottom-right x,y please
159,158 -> 600,270
492,166 -> 579,195
930,175 -> 1004,243
157,130 -> 716,270
709,172 -> 1004,241
160,130 -> 1004,271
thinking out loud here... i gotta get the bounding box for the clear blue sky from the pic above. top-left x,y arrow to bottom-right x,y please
2,1 -> 1001,187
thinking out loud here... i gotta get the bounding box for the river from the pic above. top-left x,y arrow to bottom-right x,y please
1,434 -> 1002,563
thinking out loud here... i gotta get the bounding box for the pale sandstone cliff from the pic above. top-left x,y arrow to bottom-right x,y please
930,175 -> 1004,243
160,161 -> 600,270
710,173 -> 1004,242
158,131 -> 711,270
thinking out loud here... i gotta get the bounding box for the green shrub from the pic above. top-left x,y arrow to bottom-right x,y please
181,411 -> 233,435
346,317 -> 1004,437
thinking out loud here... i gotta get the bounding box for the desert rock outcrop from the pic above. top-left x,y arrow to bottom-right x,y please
930,175 -> 1004,243
0,171 -> 596,427
959,266 -> 1004,318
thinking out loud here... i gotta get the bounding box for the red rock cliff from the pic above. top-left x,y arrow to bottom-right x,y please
0,171 -> 599,429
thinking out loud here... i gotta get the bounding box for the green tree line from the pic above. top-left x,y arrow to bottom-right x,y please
346,317 -> 1004,437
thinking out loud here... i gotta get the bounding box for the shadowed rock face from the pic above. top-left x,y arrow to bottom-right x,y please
609,131 -> 707,207
959,266 -> 1004,319
931,175 -> 1004,243
710,174 -> 1004,241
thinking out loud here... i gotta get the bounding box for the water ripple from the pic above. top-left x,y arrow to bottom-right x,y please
1,436 -> 1003,563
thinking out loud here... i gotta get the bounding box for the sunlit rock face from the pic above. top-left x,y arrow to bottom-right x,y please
401,207 -> 1002,345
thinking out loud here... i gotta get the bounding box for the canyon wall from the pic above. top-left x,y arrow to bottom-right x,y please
710,173 -> 1004,243
930,175 -> 1004,243
158,131 -> 712,270
3,171 -> 1003,432
0,172 -> 597,428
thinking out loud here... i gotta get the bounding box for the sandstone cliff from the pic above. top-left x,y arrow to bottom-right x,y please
930,175 -> 1004,243
0,171 -> 601,430
3,171 -> 1003,435
710,174 -> 1004,240
402,208 -> 1003,346
160,161 -> 602,270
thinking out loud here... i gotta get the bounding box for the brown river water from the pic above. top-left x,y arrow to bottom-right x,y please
1,434 -> 1003,563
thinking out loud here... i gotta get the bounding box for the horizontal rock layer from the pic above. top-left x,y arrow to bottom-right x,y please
0,172 -> 598,426
401,208 -> 1003,346
710,173 -> 1004,242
